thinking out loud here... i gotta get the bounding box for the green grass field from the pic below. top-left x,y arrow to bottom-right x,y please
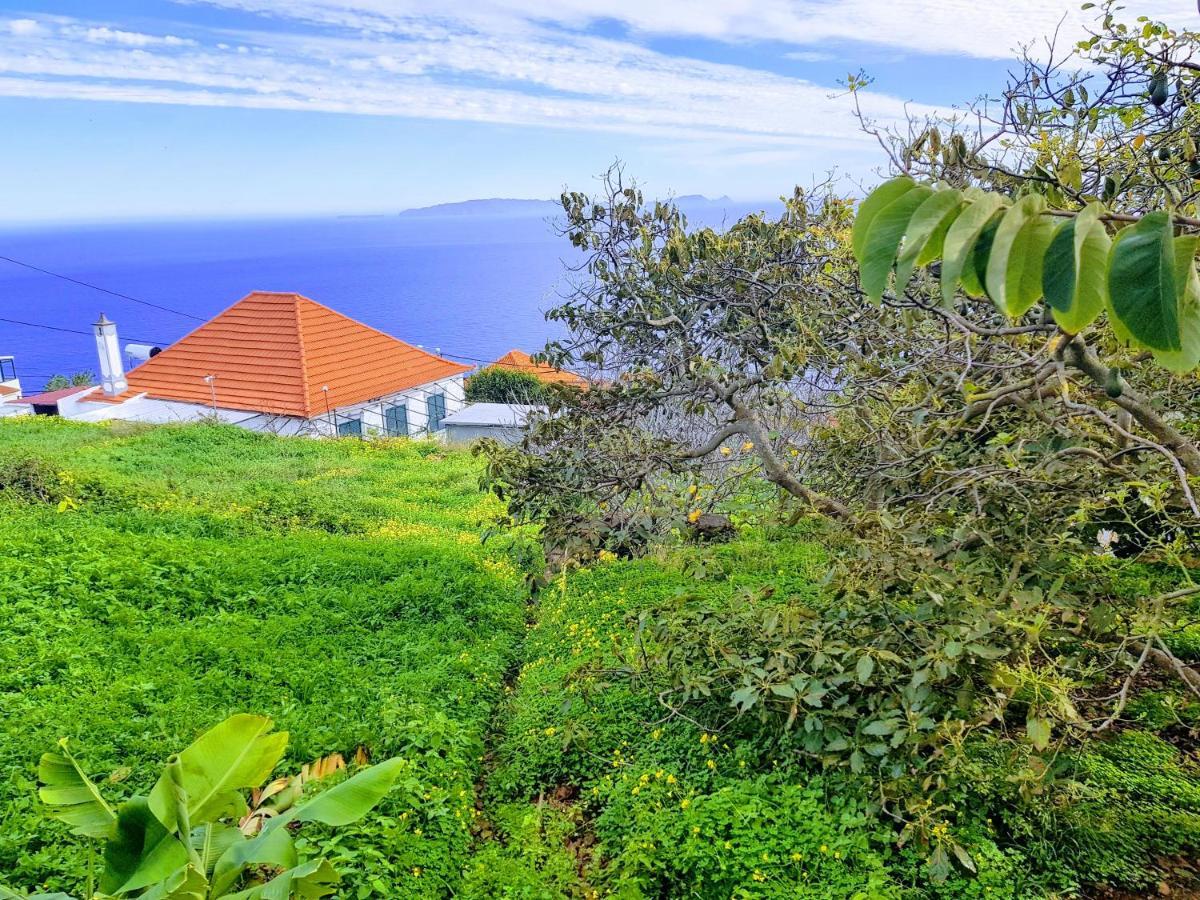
0,418 -> 526,896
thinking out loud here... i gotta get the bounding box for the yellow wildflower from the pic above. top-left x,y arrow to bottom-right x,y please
706,759 -> 716,770
741,441 -> 754,452
680,798 -> 690,809
752,870 -> 766,882
687,509 -> 702,523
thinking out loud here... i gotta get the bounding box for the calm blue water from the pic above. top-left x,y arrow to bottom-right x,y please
0,202 -> 780,392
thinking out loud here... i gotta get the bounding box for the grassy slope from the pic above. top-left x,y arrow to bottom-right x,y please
0,418 -> 526,896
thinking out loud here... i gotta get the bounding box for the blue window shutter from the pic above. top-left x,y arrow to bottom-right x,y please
385,403 -> 408,437
337,417 -> 363,437
428,393 -> 446,432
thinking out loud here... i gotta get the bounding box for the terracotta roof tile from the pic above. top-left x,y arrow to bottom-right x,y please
19,385 -> 93,406
491,349 -> 587,387
121,292 -> 470,417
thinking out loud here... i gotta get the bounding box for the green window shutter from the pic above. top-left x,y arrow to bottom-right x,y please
427,393 -> 446,432
337,417 -> 363,437
384,403 -> 408,437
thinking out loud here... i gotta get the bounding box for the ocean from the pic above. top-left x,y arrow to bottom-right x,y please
0,201 -> 780,393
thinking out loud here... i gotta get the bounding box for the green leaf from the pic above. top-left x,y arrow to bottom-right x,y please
983,194 -> 1050,316
964,216 -> 1002,297
941,193 -> 1006,306
149,714 -> 288,831
862,719 -> 896,736
193,823 -> 244,877
894,189 -> 963,288
1044,204 -> 1110,334
138,866 -> 208,900
852,176 -> 916,263
211,822 -> 297,898
37,739 -> 117,839
1152,236 -> 1200,371
1026,716 -> 1053,751
222,858 -> 340,900
860,185 -> 933,303
855,654 -> 875,684
101,798 -> 190,895
284,757 -> 407,828
1107,211 -> 1182,351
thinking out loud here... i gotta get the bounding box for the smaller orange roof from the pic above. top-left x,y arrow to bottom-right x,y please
490,350 -> 587,387
0,385 -> 17,396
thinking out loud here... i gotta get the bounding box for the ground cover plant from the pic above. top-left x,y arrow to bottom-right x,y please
474,530 -> 1200,898
0,418 -> 528,897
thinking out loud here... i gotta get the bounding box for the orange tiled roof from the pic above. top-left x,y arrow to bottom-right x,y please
0,385 -> 17,396
491,349 -> 587,387
117,292 -> 470,417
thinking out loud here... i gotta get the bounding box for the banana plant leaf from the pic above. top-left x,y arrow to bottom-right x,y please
37,739 -> 117,839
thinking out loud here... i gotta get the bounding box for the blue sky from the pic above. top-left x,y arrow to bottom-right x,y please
0,0 -> 1188,223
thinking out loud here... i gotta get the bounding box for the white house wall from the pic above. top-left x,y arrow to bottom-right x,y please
312,375 -> 467,438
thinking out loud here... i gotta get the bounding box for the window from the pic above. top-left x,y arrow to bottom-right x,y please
427,393 -> 446,432
0,358 -> 14,382
384,403 -> 408,437
336,417 -> 363,437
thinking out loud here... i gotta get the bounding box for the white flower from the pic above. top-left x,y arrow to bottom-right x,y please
1096,529 -> 1119,555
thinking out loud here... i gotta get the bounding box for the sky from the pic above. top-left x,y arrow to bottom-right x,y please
0,0 -> 1192,223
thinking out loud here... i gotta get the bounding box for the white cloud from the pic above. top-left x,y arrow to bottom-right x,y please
6,18 -> 45,36
0,12 -> 940,153
80,26 -> 196,47
180,0 -> 1191,60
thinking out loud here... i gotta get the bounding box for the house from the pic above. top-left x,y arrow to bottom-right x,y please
490,349 -> 587,388
441,402 -> 545,445
23,292 -> 471,437
0,355 -> 25,417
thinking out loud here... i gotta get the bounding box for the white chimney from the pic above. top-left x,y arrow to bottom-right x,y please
93,313 -> 127,396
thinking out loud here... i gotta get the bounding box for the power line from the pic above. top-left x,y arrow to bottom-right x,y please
0,315 -> 168,345
0,254 -> 203,321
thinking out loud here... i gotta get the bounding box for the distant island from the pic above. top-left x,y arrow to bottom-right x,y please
397,195 -> 736,218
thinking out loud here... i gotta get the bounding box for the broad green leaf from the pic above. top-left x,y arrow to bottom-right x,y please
1107,211 -> 1182,351
193,823 -> 244,876
861,185 -> 933,303
940,193 -> 1006,305
852,176 -> 916,263
1152,235 -> 1200,372
150,715 -> 288,831
37,739 -> 117,839
283,757 -> 407,828
101,798 -> 190,895
1008,216 -> 1059,317
211,822 -> 297,898
1044,204 -> 1110,334
138,866 -> 208,900
983,194 -> 1048,315
964,216 -> 1002,297
222,859 -> 339,900
856,654 -> 876,684
894,188 -> 963,288
1026,716 -> 1052,751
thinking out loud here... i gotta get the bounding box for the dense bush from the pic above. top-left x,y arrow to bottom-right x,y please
465,367 -> 550,404
482,530 -> 1200,896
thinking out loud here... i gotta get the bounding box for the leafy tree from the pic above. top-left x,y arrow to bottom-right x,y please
465,367 -> 549,404
43,373 -> 95,392
483,4 -> 1200,874
3,715 -> 408,899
